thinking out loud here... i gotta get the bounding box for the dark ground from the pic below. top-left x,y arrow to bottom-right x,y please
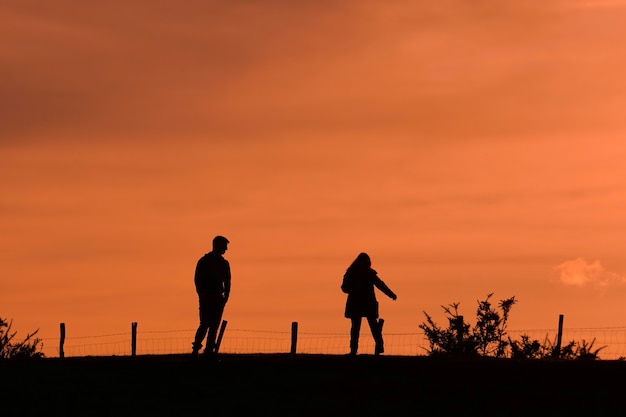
2,353 -> 625,417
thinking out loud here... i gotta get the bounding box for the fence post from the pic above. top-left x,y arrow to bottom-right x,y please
59,323 -> 65,358
291,322 -> 298,355
131,322 -> 138,357
215,320 -> 228,353
553,314 -> 564,359
455,316 -> 464,353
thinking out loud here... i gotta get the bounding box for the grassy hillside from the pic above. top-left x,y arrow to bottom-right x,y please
2,354 -> 625,416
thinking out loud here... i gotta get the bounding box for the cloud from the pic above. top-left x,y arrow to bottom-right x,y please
555,258 -> 626,287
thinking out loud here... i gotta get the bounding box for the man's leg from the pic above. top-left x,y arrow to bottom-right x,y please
192,322 -> 208,357
205,321 -> 220,354
204,302 -> 225,355
350,317 -> 362,355
192,296 -> 210,357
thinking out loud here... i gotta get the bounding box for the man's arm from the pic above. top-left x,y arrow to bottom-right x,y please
194,258 -> 203,294
223,261 -> 231,301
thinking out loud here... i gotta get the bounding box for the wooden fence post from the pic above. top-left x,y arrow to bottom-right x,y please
215,320 -> 228,353
553,314 -> 564,359
291,322 -> 298,355
59,323 -> 65,358
131,322 -> 138,357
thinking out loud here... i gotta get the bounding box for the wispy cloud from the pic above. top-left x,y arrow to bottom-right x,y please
555,257 -> 626,287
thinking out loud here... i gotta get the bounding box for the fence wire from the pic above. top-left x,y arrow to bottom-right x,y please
40,326 -> 626,359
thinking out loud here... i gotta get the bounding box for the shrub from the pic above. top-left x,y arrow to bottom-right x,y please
420,294 -> 606,360
510,334 -> 606,360
556,338 -> 606,360
509,334 -> 553,359
419,293 -> 516,357
0,316 -> 45,359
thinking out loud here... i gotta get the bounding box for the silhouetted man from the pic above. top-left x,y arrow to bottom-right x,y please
192,235 -> 231,358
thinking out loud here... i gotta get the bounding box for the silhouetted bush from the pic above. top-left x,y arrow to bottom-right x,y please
0,316 -> 44,359
420,294 -> 605,360
509,334 -> 550,359
510,335 -> 606,360
419,293 -> 515,357
560,338 -> 606,360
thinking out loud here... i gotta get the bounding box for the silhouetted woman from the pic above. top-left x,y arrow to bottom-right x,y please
341,252 -> 397,355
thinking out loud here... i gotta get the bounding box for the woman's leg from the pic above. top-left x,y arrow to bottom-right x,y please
350,317 -> 362,355
366,316 -> 384,355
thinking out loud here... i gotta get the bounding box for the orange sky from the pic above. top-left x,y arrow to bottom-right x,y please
2,1 -> 626,355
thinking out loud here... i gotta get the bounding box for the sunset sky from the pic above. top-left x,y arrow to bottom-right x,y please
2,0 -> 626,355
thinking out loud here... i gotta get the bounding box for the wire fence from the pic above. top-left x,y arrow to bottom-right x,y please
40,325 -> 626,360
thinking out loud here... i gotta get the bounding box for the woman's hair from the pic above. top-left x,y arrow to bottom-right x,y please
348,252 -> 371,271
